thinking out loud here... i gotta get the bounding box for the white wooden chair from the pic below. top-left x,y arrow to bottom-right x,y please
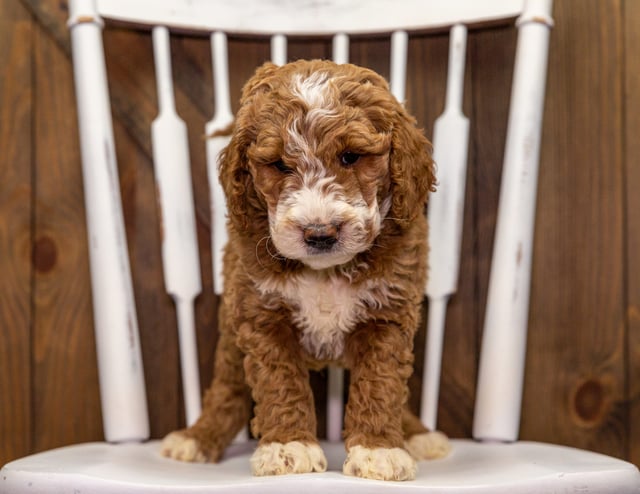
2,0 -> 639,492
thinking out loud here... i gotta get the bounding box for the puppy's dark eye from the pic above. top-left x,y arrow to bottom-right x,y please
270,159 -> 292,174
340,152 -> 361,167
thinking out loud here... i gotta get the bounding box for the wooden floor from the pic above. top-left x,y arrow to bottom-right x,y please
1,0 -> 639,469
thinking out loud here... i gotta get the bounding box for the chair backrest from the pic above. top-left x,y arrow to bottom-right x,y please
67,0 -> 553,446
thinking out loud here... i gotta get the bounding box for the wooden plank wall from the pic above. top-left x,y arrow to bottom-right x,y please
0,0 -> 32,464
1,0 -> 638,469
624,0 -> 640,465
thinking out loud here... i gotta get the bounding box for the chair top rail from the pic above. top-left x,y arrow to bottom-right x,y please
87,0 -> 524,35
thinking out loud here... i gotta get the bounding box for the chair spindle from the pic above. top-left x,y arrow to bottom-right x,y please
68,0 -> 149,443
206,31 -> 233,297
423,24 -> 469,431
151,25 -> 203,427
271,34 -> 287,66
473,0 -> 554,442
390,30 -> 408,102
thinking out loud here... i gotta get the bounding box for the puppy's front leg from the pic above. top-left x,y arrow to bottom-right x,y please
342,322 -> 417,481
238,320 -> 327,476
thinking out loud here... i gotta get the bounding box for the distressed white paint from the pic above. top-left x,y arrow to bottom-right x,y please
423,24 -> 469,431
332,33 -> 349,65
270,34 -> 287,66
67,0 -> 149,443
473,0 -> 554,442
5,440 -> 639,492
151,26 -> 203,427
206,31 -> 233,296
390,30 -> 408,102
93,0 -> 526,35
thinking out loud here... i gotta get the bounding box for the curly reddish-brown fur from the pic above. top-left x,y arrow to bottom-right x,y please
164,59 -> 436,468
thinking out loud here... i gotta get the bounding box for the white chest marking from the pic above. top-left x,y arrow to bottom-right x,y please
257,272 -> 390,360
293,276 -> 362,359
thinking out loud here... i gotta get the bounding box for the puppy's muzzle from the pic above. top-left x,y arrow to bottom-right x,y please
303,223 -> 340,250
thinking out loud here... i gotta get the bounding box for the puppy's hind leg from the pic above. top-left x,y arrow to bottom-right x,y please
401,407 -> 451,461
161,327 -> 250,463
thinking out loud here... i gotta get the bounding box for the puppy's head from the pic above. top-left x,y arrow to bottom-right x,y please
220,60 -> 435,270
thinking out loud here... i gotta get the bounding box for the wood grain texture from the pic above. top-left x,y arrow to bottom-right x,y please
31,24 -> 103,452
521,0 -> 628,458
623,0 -> 640,467
0,0 -> 33,467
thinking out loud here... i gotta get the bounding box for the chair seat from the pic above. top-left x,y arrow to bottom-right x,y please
2,439 -> 638,493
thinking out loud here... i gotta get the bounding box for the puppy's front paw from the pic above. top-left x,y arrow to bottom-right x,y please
250,441 -> 327,476
160,431 -> 208,463
343,445 -> 416,481
405,430 -> 451,460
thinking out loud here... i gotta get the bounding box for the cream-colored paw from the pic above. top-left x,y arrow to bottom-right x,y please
343,445 -> 417,481
405,431 -> 451,460
250,441 -> 327,476
160,431 -> 207,463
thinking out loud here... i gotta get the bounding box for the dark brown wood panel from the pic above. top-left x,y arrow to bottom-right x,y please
623,0 -> 640,467
31,24 -> 103,452
522,0 -> 628,458
0,0 -> 33,467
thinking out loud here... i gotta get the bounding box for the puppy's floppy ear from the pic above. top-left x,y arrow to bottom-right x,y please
218,127 -> 254,232
388,106 -> 436,226
342,65 -> 435,224
218,63 -> 278,232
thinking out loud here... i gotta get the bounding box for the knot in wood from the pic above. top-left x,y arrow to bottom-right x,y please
32,236 -> 58,273
572,378 -> 607,426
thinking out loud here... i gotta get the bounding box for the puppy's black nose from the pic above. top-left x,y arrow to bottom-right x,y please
303,223 -> 339,249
